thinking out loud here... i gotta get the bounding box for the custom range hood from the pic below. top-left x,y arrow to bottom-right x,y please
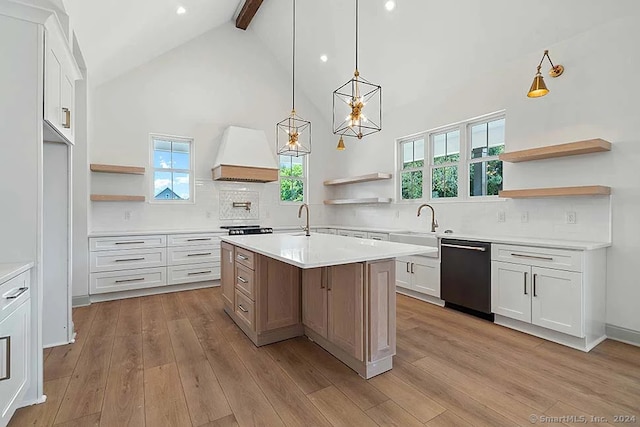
212,126 -> 279,183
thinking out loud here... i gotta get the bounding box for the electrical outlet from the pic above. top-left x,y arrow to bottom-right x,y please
520,211 -> 529,223
395,210 -> 400,219
497,211 -> 506,223
566,211 -> 577,224
124,211 -> 131,221
206,211 -> 212,219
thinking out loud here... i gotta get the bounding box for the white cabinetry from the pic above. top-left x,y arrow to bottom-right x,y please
395,256 -> 440,298
0,269 -> 31,427
43,18 -> 80,143
491,244 -> 605,351
89,232 -> 223,297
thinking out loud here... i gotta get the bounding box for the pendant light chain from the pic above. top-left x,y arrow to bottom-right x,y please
292,0 -> 296,111
355,0 -> 359,72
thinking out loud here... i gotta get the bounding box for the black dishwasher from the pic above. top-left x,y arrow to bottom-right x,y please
440,239 -> 493,321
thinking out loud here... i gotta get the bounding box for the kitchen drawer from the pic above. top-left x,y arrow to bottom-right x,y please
235,263 -> 255,300
235,247 -> 255,270
351,231 -> 367,239
0,271 -> 30,321
90,235 -> 166,251
167,245 -> 220,266
167,262 -> 221,285
367,232 -> 389,241
492,244 -> 583,272
235,289 -> 255,331
90,248 -> 167,273
167,233 -> 222,247
90,267 -> 167,294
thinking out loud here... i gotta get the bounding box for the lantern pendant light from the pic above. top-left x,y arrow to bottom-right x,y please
332,0 -> 382,150
277,0 -> 311,157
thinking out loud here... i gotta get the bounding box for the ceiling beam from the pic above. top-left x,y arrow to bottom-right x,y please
235,0 -> 264,30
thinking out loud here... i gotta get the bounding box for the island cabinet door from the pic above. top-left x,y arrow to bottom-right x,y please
257,256 -> 301,332
221,242 -> 235,307
302,268 -> 328,339
368,260 -> 396,362
327,263 -> 364,362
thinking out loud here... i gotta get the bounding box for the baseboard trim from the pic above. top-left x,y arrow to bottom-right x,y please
72,295 -> 91,307
396,288 -> 445,307
606,324 -> 640,347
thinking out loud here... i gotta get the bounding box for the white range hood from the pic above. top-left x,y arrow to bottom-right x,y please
212,126 -> 279,183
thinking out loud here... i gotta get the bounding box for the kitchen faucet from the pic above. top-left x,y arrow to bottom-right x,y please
298,203 -> 310,237
417,204 -> 439,232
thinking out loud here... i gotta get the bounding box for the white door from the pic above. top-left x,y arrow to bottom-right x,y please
60,73 -> 74,142
44,44 -> 62,132
531,267 -> 583,337
395,259 -> 412,290
0,300 -> 30,427
491,262 -> 531,323
43,142 -> 71,347
412,258 -> 440,298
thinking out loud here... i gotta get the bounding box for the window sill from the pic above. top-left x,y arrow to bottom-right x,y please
395,197 -> 507,205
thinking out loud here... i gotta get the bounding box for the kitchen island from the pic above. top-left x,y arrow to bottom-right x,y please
220,233 -> 435,378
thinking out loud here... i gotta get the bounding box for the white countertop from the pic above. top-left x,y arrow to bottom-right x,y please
435,232 -> 610,250
0,262 -> 34,284
89,226 -> 610,250
220,234 -> 436,269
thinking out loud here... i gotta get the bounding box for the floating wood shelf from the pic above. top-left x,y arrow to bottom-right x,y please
499,186 -> 611,199
90,194 -> 146,202
90,164 -> 146,175
324,173 -> 392,186
324,198 -> 393,205
499,139 -> 611,163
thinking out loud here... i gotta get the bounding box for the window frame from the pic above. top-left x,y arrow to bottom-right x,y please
279,154 -> 307,204
149,133 -> 195,204
396,110 -> 506,203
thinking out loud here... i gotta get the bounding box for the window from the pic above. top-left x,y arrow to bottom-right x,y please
397,112 -> 505,201
469,118 -> 505,197
151,134 -> 194,202
279,155 -> 305,202
400,138 -> 424,200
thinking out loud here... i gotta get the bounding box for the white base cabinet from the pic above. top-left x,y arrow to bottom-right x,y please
89,232 -> 224,297
491,244 -> 605,351
395,256 -> 440,298
0,269 -> 31,427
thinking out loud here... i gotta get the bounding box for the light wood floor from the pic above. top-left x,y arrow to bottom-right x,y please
9,287 -> 640,427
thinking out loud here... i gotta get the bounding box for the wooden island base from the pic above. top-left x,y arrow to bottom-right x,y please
221,241 -> 396,379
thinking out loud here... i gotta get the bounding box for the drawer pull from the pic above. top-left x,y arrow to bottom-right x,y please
237,254 -> 249,261
511,253 -> 553,261
188,271 -> 212,276
187,238 -> 211,242
62,107 -> 71,128
187,253 -> 212,257
115,241 -> 146,245
237,276 -> 248,284
410,262 -> 415,274
524,272 -> 528,295
0,336 -> 10,381
4,287 -> 28,300
238,304 -> 249,313
115,277 -> 145,284
442,243 -> 487,252
115,258 -> 145,262
406,262 -> 410,273
533,274 -> 538,297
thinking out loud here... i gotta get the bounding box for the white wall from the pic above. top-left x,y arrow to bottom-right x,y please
88,23 -> 332,233
321,16 -> 639,332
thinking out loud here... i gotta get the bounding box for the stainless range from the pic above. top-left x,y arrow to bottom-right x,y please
220,225 -> 274,235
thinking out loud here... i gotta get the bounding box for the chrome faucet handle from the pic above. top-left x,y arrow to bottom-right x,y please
434,219 -> 439,228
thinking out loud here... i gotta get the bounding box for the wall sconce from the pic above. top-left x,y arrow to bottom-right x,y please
527,50 -> 564,98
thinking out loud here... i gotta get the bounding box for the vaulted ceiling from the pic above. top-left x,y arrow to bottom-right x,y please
63,0 -> 242,85
64,0 -> 638,117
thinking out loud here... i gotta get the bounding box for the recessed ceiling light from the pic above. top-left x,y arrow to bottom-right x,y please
320,55 -> 328,63
176,6 -> 187,15
384,0 -> 396,11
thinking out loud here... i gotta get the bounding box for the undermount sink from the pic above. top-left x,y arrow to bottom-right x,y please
389,232 -> 439,258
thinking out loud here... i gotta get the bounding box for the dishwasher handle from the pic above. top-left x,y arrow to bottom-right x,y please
441,243 -> 487,252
